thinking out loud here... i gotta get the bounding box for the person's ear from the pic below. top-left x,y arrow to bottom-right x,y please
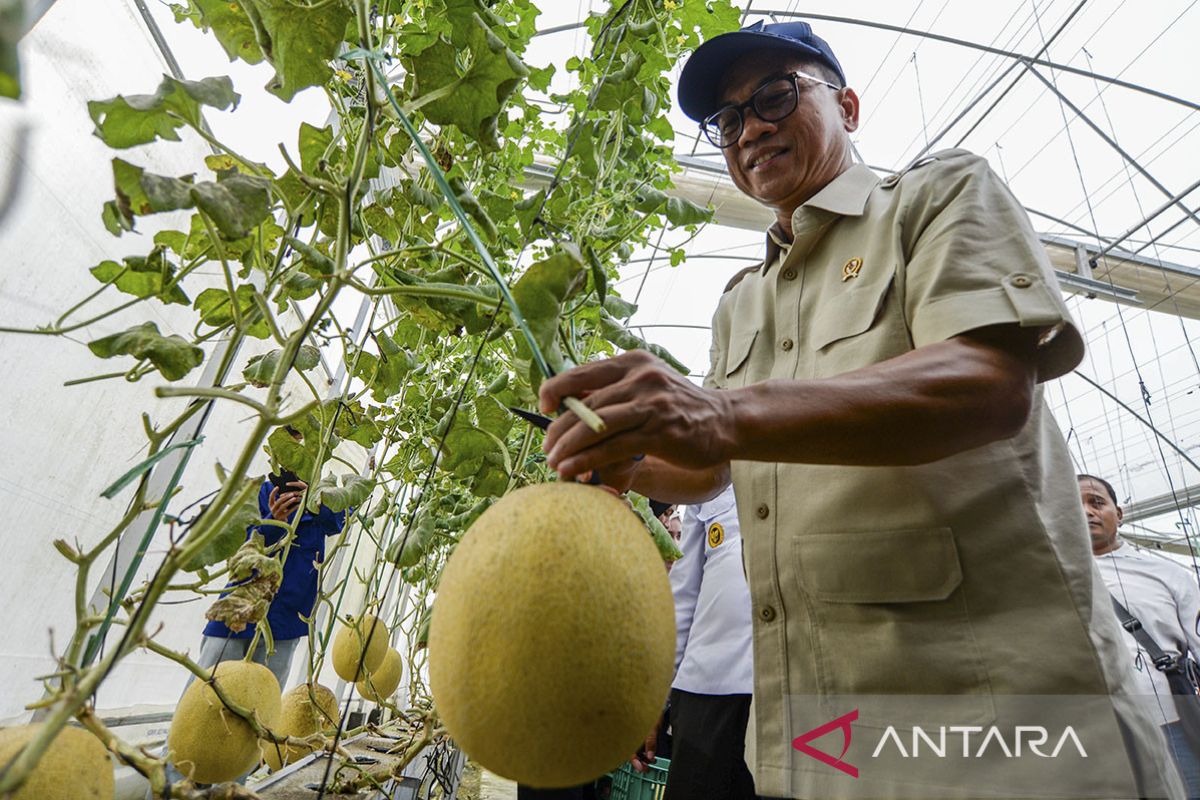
1116,505 -> 1124,524
839,87 -> 860,133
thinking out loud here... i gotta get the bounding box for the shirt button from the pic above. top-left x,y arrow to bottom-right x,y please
1011,274 -> 1033,288
781,338 -> 794,351
756,503 -> 769,519
759,605 -> 777,622
783,268 -> 797,281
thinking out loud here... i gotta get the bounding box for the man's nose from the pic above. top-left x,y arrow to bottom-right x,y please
737,110 -> 777,148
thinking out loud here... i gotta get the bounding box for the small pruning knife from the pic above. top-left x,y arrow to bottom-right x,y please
506,406 -> 643,486
507,406 -> 556,431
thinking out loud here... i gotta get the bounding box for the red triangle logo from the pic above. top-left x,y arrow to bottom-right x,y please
791,708 -> 859,778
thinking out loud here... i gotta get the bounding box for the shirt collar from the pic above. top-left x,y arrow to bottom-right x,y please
759,163 -> 880,273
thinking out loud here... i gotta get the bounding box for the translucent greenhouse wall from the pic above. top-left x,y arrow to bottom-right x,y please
0,0 -> 382,725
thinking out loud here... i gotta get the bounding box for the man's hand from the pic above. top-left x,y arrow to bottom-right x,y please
539,351 -> 734,482
268,481 -> 307,521
629,714 -> 663,773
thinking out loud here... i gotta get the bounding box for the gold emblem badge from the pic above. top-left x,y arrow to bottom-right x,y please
707,522 -> 725,548
841,257 -> 864,281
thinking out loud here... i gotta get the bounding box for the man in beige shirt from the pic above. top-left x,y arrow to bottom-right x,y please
539,20 -> 1179,800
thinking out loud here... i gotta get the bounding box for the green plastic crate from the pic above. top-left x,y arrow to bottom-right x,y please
605,757 -> 669,800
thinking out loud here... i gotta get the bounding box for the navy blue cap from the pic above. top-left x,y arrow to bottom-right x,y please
678,20 -> 846,121
649,499 -> 674,518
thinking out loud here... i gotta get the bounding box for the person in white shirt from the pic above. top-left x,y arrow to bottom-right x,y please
635,485 -> 760,799
1079,473 -> 1200,797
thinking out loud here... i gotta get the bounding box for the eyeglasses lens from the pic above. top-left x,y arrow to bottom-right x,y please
705,77 -> 799,148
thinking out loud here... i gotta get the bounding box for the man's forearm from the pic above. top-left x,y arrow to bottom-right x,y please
629,457 -> 730,505
724,333 -> 1035,467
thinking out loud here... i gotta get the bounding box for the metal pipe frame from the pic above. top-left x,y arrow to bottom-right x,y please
1042,234 -> 1200,280
1090,176 -> 1200,261
532,9 -> 1200,112
1026,65 -> 1200,237
909,0 -> 1088,163
744,10 -> 1200,113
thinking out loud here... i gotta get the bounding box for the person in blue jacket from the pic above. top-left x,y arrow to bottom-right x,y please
153,470 -> 351,795
195,474 -> 349,687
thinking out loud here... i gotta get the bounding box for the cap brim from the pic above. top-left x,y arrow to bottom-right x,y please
678,31 -> 834,121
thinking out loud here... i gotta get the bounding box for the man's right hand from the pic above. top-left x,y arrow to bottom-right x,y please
629,714 -> 662,773
267,483 -> 305,521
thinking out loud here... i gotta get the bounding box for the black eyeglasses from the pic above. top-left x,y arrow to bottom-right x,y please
700,70 -> 840,149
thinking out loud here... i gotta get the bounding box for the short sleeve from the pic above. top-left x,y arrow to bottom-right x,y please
900,151 -> 1084,382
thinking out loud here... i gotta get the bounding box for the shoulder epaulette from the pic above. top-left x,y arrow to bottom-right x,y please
879,148 -> 973,189
723,264 -> 760,293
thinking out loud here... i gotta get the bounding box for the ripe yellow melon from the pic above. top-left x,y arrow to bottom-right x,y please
263,683 -> 339,772
331,614 -> 389,681
0,724 -> 113,800
429,483 -> 675,787
356,648 -> 403,703
168,660 -> 282,783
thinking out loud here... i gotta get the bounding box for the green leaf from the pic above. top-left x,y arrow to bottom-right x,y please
104,160 -> 270,239
194,285 -> 270,339
510,244 -> 585,376
183,478 -> 262,571
176,0 -> 266,65
387,514 -> 435,568
273,268 -> 323,311
584,246 -> 607,308
647,114 -> 675,142
628,492 -> 683,562
201,534 -> 284,631
143,173 -> 195,215
441,423 -> 510,497
191,174 -> 272,239
665,196 -> 712,226
0,0 -> 22,99
527,63 -> 555,92
473,394 -> 513,439
253,0 -> 354,101
285,235 -> 335,275
414,605 -> 432,649
348,332 -> 419,402
90,247 -> 190,306
306,473 -> 374,514
406,2 -> 530,147
266,411 -> 339,481
633,186 -> 668,215
88,75 -> 239,148
334,400 -> 385,448
598,309 -> 689,374
107,158 -> 154,231
680,0 -> 742,41
242,345 -> 320,387
603,294 -> 638,319
297,122 -> 334,175
87,322 -> 204,381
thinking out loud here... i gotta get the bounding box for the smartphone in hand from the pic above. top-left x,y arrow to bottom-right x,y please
269,469 -> 302,494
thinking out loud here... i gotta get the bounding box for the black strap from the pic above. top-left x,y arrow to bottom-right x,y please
1110,595 -> 1200,754
1110,596 -> 1187,676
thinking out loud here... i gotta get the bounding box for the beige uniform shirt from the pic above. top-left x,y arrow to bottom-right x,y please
706,150 -> 1180,799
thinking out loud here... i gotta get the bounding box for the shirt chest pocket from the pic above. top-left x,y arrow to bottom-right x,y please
807,272 -> 907,378
722,327 -> 760,389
